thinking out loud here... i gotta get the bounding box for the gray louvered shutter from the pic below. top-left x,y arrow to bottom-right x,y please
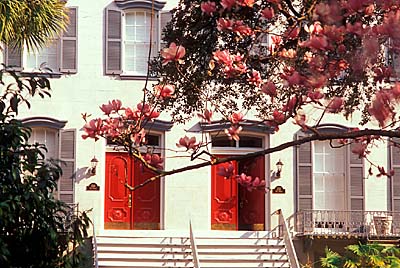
296,133 -> 313,211
349,143 -> 365,211
105,8 -> 122,74
390,138 -> 400,212
5,46 -> 22,70
59,129 -> 76,204
160,10 -> 172,48
60,7 -> 78,73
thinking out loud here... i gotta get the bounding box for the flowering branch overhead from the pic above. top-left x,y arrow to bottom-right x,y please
82,0 -> 400,191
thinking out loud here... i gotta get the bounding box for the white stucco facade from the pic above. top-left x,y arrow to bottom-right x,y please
7,0 -> 394,236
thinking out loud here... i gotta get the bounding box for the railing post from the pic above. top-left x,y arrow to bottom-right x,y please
279,211 -> 301,268
189,221 -> 201,268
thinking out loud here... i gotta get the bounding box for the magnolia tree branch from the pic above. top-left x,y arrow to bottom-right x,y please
125,128 -> 400,191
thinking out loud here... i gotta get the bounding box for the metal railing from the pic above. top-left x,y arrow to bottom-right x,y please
278,210 -> 301,268
189,221 -> 201,268
92,220 -> 99,268
294,210 -> 400,238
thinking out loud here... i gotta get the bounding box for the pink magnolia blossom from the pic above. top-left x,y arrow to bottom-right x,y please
126,103 -> 160,121
307,90 -> 324,101
266,109 -> 286,131
198,109 -> 213,123
103,117 -> 124,138
217,162 -> 235,179
160,42 -> 186,65
225,125 -> 243,141
236,173 -> 266,191
213,50 -> 233,66
281,69 -> 304,87
368,91 -> 394,127
279,48 -> 296,58
351,142 -> 368,158
217,18 -> 235,31
293,113 -> 307,130
300,35 -> 329,51
143,153 -> 163,169
247,70 -> 262,86
261,81 -> 277,98
154,84 -> 175,99
137,103 -> 160,121
232,20 -> 253,36
229,112 -> 244,124
304,21 -> 324,35
326,97 -> 344,113
176,136 -> 198,151
282,96 -> 298,113
284,26 -> 300,39
221,0 -> 236,10
237,0 -> 254,7
131,128 -> 146,146
200,1 -> 216,15
261,7 -> 275,20
100,99 -> 122,115
82,118 -> 103,141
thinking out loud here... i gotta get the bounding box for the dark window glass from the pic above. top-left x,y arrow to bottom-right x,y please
107,134 -> 160,147
239,136 -> 263,148
146,134 -> 160,146
211,135 -> 236,147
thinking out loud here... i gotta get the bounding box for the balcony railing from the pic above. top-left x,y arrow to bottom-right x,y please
293,210 -> 400,238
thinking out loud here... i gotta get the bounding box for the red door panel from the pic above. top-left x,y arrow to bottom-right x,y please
104,152 -> 132,229
239,156 -> 265,230
104,152 -> 161,230
133,158 -> 160,230
211,160 -> 238,230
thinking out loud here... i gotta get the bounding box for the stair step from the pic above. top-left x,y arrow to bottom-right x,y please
97,246 -> 191,253
195,238 -> 284,246
98,259 -> 193,267
97,236 -> 191,245
98,252 -> 193,259
199,260 -> 290,268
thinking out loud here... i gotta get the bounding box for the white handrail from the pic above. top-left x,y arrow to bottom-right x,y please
92,221 -> 98,268
279,210 -> 300,268
189,221 -> 201,268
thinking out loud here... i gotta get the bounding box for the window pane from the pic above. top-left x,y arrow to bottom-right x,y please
238,136 -> 263,148
126,25 -> 136,40
26,41 -> 58,70
30,128 -> 58,159
212,136 -> 236,147
147,135 -> 160,146
124,10 -> 154,75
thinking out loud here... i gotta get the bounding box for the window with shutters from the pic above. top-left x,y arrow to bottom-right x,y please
4,7 -> 78,74
389,138 -> 400,212
105,1 -> 171,77
29,127 -> 76,204
296,133 -> 365,212
386,38 -> 400,78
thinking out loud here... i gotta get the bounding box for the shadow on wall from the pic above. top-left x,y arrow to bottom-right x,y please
75,167 -> 92,183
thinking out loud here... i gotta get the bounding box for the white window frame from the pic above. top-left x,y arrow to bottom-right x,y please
121,9 -> 159,76
312,140 -> 347,211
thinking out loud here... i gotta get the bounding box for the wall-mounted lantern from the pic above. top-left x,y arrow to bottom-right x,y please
275,159 -> 284,178
89,156 -> 99,176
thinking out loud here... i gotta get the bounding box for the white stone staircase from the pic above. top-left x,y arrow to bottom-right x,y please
96,230 -> 291,268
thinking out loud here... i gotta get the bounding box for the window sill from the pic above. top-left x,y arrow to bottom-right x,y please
119,73 -> 158,81
21,71 -> 63,79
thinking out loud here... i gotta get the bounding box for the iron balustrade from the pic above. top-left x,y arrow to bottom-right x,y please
293,210 -> 400,238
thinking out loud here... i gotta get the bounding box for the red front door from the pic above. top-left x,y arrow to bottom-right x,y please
104,152 -> 160,230
238,156 -> 265,230
211,161 -> 239,230
211,156 -> 265,230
